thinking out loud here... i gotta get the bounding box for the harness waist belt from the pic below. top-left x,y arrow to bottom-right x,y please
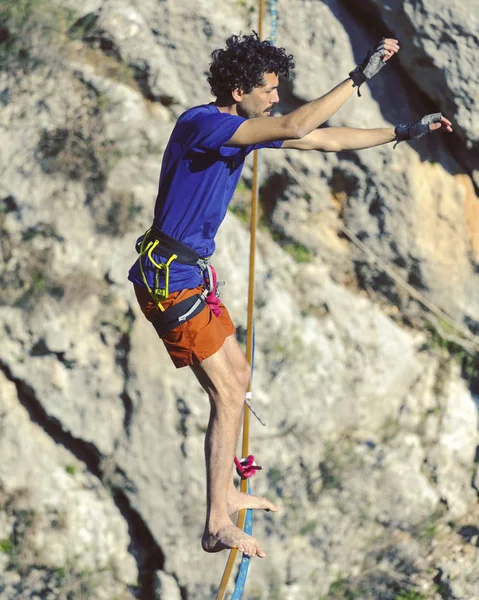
138,225 -> 209,269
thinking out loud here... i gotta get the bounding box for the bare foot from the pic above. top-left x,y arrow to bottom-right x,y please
202,522 -> 266,558
227,489 -> 280,516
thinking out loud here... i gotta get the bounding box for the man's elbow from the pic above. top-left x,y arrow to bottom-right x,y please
322,140 -> 342,152
284,125 -> 306,140
281,116 -> 310,140
317,133 -> 342,152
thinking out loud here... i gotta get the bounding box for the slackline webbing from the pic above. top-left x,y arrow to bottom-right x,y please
230,483 -> 253,599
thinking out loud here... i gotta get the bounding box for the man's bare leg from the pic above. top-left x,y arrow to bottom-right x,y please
191,344 -> 266,557
221,335 -> 280,515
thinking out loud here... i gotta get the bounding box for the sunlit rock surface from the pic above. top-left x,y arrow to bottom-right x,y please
0,0 -> 478,598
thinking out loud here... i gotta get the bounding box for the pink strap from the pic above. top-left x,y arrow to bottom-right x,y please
205,265 -> 222,317
234,455 -> 263,479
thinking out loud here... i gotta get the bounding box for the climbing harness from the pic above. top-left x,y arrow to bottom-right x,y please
136,225 -> 215,335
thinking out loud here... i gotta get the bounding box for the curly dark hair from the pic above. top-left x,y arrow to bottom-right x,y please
208,32 -> 295,99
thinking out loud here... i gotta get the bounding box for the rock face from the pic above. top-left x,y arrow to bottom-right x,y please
358,0 -> 479,145
0,0 -> 478,599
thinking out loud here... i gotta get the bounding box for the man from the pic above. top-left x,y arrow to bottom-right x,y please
128,33 -> 452,559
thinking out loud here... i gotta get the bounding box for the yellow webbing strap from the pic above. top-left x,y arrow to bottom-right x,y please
216,139 -> 260,599
138,229 -> 178,312
215,6 -> 264,597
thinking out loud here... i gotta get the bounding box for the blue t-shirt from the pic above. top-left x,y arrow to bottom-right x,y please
128,103 -> 283,292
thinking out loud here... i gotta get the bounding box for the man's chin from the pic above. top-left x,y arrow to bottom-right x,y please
246,110 -> 273,118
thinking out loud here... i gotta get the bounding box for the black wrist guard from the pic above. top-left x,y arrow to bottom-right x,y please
394,113 -> 442,148
349,38 -> 387,97
349,66 -> 367,96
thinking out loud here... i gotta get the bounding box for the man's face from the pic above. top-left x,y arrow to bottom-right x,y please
236,72 -> 280,119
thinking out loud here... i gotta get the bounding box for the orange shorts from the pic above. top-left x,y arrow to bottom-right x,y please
134,284 -> 236,368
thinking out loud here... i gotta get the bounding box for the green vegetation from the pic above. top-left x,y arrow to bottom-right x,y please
299,519 -> 317,536
318,455 -> 342,492
267,466 -> 283,487
235,0 -> 256,15
21,223 -> 63,242
65,464 -> 76,476
423,318 -> 478,393
102,310 -> 134,337
0,500 -> 118,597
231,176 -> 314,263
271,232 -> 313,263
413,508 -> 446,542
380,416 -> 401,443
0,0 -> 76,71
10,256 -> 64,308
1,0 -> 75,32
0,508 -> 37,572
102,293 -> 116,306
79,49 -> 137,86
0,537 -> 13,554
236,179 -> 252,194
229,180 -> 253,224
318,439 -> 353,493
228,204 -> 249,225
321,577 -> 430,600
283,241 -> 313,263
322,577 -> 359,599
1,0 -> 136,212
395,590 -> 427,600
67,11 -> 98,41
94,190 -> 141,237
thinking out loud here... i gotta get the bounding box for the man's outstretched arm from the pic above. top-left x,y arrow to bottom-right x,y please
282,126 -> 395,152
282,115 -> 453,152
227,78 -> 357,145
226,38 -> 400,147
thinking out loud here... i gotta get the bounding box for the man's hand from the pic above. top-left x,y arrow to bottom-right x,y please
349,38 -> 400,95
380,38 -> 401,63
394,113 -> 453,147
429,115 -> 453,134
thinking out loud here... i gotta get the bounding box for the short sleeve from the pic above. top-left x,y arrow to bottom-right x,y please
187,112 -> 246,152
249,140 -> 284,152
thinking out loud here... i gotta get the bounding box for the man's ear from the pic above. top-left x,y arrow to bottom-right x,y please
232,88 -> 244,103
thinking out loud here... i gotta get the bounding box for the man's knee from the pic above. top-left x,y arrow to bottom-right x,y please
212,380 -> 246,412
239,362 -> 251,393
216,365 -> 250,410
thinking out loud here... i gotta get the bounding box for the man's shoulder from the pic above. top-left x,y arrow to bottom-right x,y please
178,103 -> 218,123
171,103 -> 245,152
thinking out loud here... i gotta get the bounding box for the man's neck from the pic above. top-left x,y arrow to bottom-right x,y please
214,99 -> 238,116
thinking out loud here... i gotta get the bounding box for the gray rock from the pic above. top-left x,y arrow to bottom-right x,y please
359,0 -> 479,144
0,372 -> 137,596
0,0 -> 478,598
154,571 -> 182,600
